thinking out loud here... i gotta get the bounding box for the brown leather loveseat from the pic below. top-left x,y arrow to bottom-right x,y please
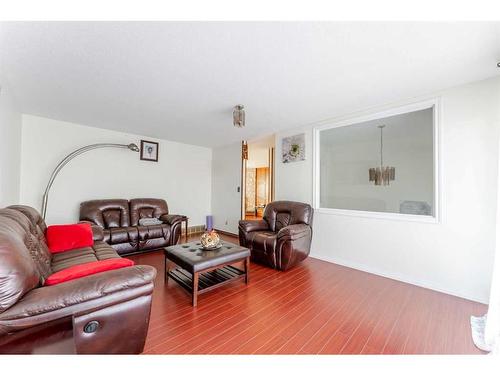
0,205 -> 156,354
80,198 -> 183,255
238,201 -> 314,271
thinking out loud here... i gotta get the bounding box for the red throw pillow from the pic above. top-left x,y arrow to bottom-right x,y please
44,258 -> 135,286
46,223 -> 93,253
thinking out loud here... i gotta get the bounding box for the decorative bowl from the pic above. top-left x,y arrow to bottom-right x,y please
200,230 -> 221,250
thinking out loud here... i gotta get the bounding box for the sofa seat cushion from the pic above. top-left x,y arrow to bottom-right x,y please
247,231 -> 277,253
137,223 -> 170,241
103,226 -> 138,245
91,241 -> 123,260
245,231 -> 278,269
45,258 -> 135,286
50,241 -> 121,273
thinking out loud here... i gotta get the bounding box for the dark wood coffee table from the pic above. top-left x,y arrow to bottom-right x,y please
164,241 -> 250,306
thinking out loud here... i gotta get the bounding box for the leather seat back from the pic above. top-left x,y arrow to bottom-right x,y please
129,198 -> 168,226
263,200 -> 313,232
80,199 -> 130,229
0,209 -> 41,313
7,206 -> 52,282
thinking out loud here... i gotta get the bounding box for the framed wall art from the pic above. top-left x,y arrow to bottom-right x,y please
282,133 -> 305,163
140,140 -> 159,162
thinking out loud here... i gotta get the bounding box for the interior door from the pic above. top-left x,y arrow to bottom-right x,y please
255,167 -> 269,216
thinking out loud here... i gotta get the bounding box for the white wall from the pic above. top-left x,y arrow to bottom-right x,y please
275,76 -> 500,303
211,142 -> 242,234
20,115 -> 212,225
246,134 -> 275,168
247,145 -> 269,168
0,76 -> 21,206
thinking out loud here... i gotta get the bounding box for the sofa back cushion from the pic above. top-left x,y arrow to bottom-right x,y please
0,211 -> 40,313
129,199 -> 168,226
80,199 -> 130,229
7,206 -> 52,283
263,201 -> 314,232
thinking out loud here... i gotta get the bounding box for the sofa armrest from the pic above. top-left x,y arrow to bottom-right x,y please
0,265 -> 156,326
0,264 -> 156,354
79,220 -> 104,242
238,219 -> 269,233
277,224 -> 311,241
159,214 -> 184,226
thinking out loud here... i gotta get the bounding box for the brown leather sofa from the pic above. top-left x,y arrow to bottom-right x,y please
0,205 -> 156,354
238,201 -> 313,271
80,198 -> 183,256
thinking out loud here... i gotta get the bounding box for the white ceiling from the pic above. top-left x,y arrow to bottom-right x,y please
1,22 -> 499,148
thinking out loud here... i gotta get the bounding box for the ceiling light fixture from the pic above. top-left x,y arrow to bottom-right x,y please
369,125 -> 395,186
233,105 -> 245,128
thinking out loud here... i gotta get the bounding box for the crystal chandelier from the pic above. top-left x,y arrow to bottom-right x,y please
369,125 -> 395,186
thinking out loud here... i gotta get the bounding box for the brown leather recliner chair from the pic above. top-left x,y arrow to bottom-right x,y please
238,201 -> 314,271
79,198 -> 183,255
0,205 -> 156,354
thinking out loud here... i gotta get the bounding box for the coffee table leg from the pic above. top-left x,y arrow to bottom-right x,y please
164,256 -> 168,283
165,258 -> 173,284
192,271 -> 199,307
244,257 -> 250,284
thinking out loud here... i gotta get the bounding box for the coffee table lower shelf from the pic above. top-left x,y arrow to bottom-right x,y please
168,265 -> 247,302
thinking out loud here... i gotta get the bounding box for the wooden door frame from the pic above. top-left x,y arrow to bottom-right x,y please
240,140 -> 275,221
269,146 -> 275,202
240,141 -> 247,221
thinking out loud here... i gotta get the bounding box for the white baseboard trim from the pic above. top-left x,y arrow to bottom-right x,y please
309,254 -> 487,304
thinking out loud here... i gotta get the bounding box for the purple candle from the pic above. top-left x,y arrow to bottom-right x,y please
206,215 -> 213,231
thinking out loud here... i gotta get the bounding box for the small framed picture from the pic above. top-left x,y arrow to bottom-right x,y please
140,140 -> 159,162
282,133 -> 305,163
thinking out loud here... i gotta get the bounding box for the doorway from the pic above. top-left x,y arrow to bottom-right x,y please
241,135 -> 275,221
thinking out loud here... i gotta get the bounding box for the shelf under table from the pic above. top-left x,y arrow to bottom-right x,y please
168,265 -> 246,295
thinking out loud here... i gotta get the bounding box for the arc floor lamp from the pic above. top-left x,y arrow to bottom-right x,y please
41,143 -> 139,220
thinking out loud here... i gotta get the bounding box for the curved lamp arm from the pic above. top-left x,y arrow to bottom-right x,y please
41,143 -> 139,220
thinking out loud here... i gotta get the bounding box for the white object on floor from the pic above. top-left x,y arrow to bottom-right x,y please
471,134 -> 500,355
471,314 -> 492,352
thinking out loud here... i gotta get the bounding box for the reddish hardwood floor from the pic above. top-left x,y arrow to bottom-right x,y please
128,234 -> 487,355
244,214 -> 262,220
